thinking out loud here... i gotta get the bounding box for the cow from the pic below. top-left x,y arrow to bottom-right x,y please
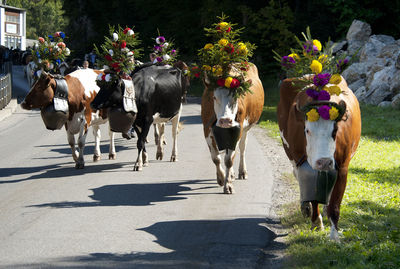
201,63 -> 264,194
91,61 -> 189,171
277,75 -> 361,241
21,68 -> 116,169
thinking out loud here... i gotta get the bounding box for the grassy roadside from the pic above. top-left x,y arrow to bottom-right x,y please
258,78 -> 400,268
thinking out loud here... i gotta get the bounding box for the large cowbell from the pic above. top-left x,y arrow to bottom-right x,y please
107,79 -> 137,133
297,161 -> 337,204
211,124 -> 241,151
40,79 -> 69,131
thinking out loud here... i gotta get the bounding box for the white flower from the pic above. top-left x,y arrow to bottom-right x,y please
163,42 -> 169,48
156,37 -> 161,44
38,59 -> 42,63
113,33 -> 118,42
128,29 -> 134,36
121,47 -> 129,53
108,49 -> 114,56
97,73 -> 103,81
105,74 -> 111,82
34,43 -> 39,49
163,54 -> 171,61
127,51 -> 133,57
65,48 -> 70,56
49,63 -> 54,69
103,65 -> 109,70
36,70 -> 42,77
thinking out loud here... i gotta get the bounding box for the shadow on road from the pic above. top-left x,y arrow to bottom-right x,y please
4,218 -> 283,269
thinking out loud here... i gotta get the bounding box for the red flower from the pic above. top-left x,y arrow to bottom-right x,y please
54,32 -> 60,37
194,72 -> 200,78
120,40 -> 127,49
105,54 -> 113,61
111,62 -> 120,69
226,27 -> 231,33
224,43 -> 235,54
123,27 -> 131,35
112,42 -> 118,48
230,78 -> 240,88
217,78 -> 225,87
101,74 -> 106,80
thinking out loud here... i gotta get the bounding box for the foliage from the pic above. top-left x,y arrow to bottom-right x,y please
7,0 -> 67,41
258,101 -> 400,269
31,31 -> 70,72
195,14 -> 256,99
94,25 -> 142,86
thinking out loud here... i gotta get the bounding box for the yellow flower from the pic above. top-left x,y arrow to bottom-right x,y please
224,77 -> 233,88
318,54 -> 328,63
238,42 -> 248,55
204,43 -> 214,50
306,108 -> 320,122
218,22 -> 229,29
326,85 -> 341,96
329,74 -> 342,85
212,66 -> 223,76
313,39 -> 322,51
310,60 -> 322,74
202,65 -> 211,71
329,106 -> 339,121
288,53 -> 300,60
218,39 -> 228,47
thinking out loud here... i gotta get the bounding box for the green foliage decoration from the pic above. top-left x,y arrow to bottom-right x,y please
94,25 -> 142,87
195,14 -> 256,99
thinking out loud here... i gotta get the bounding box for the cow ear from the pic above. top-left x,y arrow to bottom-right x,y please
337,100 -> 347,121
203,73 -> 210,87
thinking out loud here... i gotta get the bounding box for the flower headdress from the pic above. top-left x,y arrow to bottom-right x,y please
151,34 -> 178,65
195,14 -> 256,99
31,31 -> 70,73
94,25 -> 142,86
274,27 -> 351,121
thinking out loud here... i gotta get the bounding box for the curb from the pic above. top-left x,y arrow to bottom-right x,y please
0,98 -> 18,122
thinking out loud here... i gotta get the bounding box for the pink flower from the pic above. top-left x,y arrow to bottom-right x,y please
38,37 -> 45,44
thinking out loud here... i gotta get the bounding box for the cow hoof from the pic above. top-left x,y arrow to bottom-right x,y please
223,184 -> 235,194
109,154 -> 116,160
93,155 -> 101,162
133,165 -> 142,171
170,156 -> 177,162
122,133 -> 132,140
238,171 -> 248,180
156,152 -> 163,160
301,201 -> 312,218
75,162 -> 85,169
143,161 -> 149,167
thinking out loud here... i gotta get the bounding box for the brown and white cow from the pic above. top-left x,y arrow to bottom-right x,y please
277,76 -> 361,240
21,69 -> 116,169
201,63 -> 264,194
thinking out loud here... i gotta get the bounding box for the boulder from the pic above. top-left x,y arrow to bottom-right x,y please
359,35 -> 396,63
363,82 -> 391,105
354,86 -> 367,103
348,79 -> 366,92
378,101 -> 392,107
342,63 -> 367,84
346,20 -> 371,42
391,93 -> 400,109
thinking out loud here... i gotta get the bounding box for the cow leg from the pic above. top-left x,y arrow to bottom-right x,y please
92,125 -> 101,162
108,129 -> 116,160
238,128 -> 249,179
75,123 -> 88,169
170,107 -> 181,162
310,201 -> 324,230
134,123 -> 151,171
67,131 -> 79,163
155,123 -> 164,160
327,168 -> 348,241
223,149 -> 236,194
205,134 -> 225,186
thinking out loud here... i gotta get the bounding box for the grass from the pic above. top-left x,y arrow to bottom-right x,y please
258,77 -> 400,269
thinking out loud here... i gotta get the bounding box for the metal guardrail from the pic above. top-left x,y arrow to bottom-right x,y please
0,61 -> 12,110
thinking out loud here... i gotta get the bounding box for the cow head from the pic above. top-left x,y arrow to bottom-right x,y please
21,71 -> 55,110
301,101 -> 347,171
213,87 -> 240,128
90,79 -> 123,110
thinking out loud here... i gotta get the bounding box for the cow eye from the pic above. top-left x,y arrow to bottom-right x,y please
305,128 -> 310,135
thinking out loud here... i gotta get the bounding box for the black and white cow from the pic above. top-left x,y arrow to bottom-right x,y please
91,61 -> 189,171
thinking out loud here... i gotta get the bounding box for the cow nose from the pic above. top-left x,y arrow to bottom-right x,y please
218,118 -> 232,128
315,158 -> 333,171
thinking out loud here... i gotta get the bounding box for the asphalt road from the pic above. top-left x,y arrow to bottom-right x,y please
0,66 -> 282,268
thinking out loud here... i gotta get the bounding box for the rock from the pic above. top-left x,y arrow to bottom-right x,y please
346,20 -> 371,42
348,79 -> 366,92
378,44 -> 400,60
347,40 -> 365,56
378,101 -> 392,107
342,63 -> 367,84
389,70 -> 400,94
354,86 -> 367,103
364,82 -> 391,105
391,93 -> 400,109
396,54 -> 400,69
359,35 -> 396,63
332,40 -> 347,54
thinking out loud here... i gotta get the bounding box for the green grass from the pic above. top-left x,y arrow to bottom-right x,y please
258,78 -> 400,269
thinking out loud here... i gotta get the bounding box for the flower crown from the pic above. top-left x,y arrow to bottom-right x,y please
95,25 -> 142,86
195,14 -> 256,99
31,31 -> 70,73
274,28 -> 351,121
301,102 -> 346,122
152,35 -> 178,65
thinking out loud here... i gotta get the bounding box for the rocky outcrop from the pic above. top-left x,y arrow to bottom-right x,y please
337,20 -> 400,108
